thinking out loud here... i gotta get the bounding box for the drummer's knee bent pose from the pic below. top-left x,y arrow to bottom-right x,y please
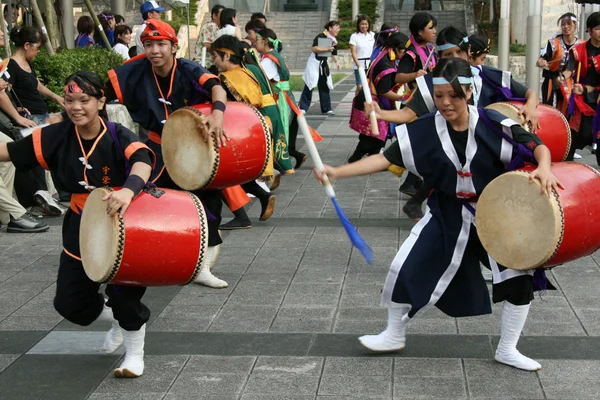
315,58 -> 563,372
0,71 -> 153,378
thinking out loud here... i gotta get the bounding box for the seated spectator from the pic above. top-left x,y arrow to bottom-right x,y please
95,11 -> 116,48
75,15 -> 95,48
113,25 -> 132,60
115,14 -> 125,25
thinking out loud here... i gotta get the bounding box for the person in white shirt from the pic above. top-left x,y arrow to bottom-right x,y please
349,15 -> 375,95
215,8 -> 242,40
135,1 -> 165,55
113,25 -> 132,60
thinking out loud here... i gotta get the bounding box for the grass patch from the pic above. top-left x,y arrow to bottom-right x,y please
289,73 -> 349,91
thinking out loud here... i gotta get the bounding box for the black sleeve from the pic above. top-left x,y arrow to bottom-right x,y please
202,77 -> 220,94
104,79 -> 118,102
6,59 -> 16,85
129,148 -> 153,167
312,34 -> 320,47
511,125 -> 543,150
397,54 -> 415,74
383,141 -> 405,167
404,88 -> 431,117
542,41 -> 553,61
332,45 -> 338,56
6,134 -> 39,171
375,73 -> 395,95
510,78 -> 529,99
566,50 -> 576,72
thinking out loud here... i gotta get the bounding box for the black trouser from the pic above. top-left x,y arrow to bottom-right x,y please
13,166 -> 48,208
54,252 -> 149,331
568,114 -> 600,165
348,135 -> 384,163
288,114 -> 306,161
241,181 -> 269,203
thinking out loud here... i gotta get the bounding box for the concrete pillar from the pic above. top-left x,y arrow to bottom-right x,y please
526,0 -> 542,93
61,0 -> 74,49
110,0 -> 126,18
352,0 -> 359,20
498,0 -> 510,71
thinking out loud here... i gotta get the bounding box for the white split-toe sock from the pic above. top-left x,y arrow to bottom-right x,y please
114,324 -> 146,378
194,245 -> 228,288
98,301 -> 123,353
495,301 -> 541,371
359,306 -> 408,352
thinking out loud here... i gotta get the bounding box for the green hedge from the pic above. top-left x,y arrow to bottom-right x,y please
336,0 -> 379,50
32,47 -> 124,111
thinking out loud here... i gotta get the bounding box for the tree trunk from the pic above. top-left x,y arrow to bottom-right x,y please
42,0 -> 60,50
30,0 -> 55,55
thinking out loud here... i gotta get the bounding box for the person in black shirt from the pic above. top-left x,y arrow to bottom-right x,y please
563,11 -> 600,164
299,21 -> 340,115
315,58 -> 561,372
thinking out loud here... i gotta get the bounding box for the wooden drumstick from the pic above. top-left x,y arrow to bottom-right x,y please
357,67 -> 379,136
576,61 -> 582,84
201,47 -> 207,67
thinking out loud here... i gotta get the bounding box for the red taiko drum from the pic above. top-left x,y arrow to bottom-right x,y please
80,187 -> 208,286
161,102 -> 272,190
476,162 -> 600,270
485,102 -> 571,162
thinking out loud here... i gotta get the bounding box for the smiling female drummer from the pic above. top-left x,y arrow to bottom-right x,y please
0,71 -> 153,378
316,58 -> 562,372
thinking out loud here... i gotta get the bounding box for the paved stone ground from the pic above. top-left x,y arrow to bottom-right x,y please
2,77 -> 600,399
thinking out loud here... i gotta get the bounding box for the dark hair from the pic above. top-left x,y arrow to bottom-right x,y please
409,12 -> 437,41
220,8 -> 237,28
431,58 -> 473,99
375,22 -> 399,47
64,71 -> 107,118
115,14 -> 125,24
3,4 -> 16,16
324,20 -> 339,30
211,4 -> 225,18
468,35 -> 491,57
558,12 -> 577,25
76,15 -> 94,35
588,12 -> 600,31
212,35 -> 244,65
114,25 -> 132,45
355,14 -> 371,33
95,11 -> 115,43
142,12 -> 150,20
10,25 -> 43,47
384,31 -> 410,51
251,12 -> 266,22
436,26 -> 469,52
260,28 -> 282,52
245,20 -> 265,34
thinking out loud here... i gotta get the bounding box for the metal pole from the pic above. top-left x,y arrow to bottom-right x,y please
0,0 -> 10,56
61,0 -> 74,49
352,0 -> 359,20
498,0 -> 510,71
83,0 -> 111,49
525,0 -> 542,93
581,4 -> 586,40
489,0 -> 494,23
6,1 -> 12,31
110,0 -> 125,19
30,0 -> 55,55
186,3 -> 190,59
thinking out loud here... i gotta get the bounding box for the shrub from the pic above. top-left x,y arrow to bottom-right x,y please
33,47 -> 125,111
336,0 -> 379,50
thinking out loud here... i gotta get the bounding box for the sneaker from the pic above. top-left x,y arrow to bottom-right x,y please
300,109 -> 306,115
34,190 -> 66,216
574,153 -> 582,159
323,110 -> 335,116
7,213 -> 50,233
402,202 -> 424,221
219,218 -> 252,230
269,172 -> 281,191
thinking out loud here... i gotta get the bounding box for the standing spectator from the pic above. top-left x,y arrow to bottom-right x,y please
349,14 -> 375,95
95,11 -> 116,48
299,21 -> 340,115
115,14 -> 125,25
113,25 -> 132,60
216,8 -> 242,40
244,19 -> 266,46
250,12 -> 266,25
75,15 -> 95,48
198,4 -> 224,73
135,1 -> 165,55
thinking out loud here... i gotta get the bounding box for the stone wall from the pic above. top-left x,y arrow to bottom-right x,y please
485,55 -> 526,83
383,10 -> 466,33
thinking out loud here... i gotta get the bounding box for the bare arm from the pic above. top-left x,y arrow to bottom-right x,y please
0,90 -> 36,127
312,45 -> 335,54
367,102 -> 417,124
528,145 -> 564,196
316,153 -> 392,183
0,142 -> 9,162
102,161 -> 152,216
380,89 -> 403,102
349,44 -> 360,68
395,70 -> 426,85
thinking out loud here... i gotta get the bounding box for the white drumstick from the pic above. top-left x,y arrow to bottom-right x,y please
358,67 -> 379,137
201,47 -> 207,67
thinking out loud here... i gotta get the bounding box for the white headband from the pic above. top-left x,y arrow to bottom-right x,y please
437,36 -> 469,51
432,76 -> 472,85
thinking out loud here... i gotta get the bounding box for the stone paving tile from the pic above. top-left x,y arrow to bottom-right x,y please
270,317 -> 334,333
282,283 -> 342,307
242,395 -> 316,400
0,354 -> 18,373
393,377 -> 468,399
186,355 -> 256,374
318,374 -> 392,397
574,308 -> 600,335
244,372 -> 320,395
464,359 -> 545,399
0,315 -> 62,331
538,359 -> 600,399
323,357 -> 393,376
253,356 -> 323,375
209,305 -> 278,332
394,358 -> 464,378
88,394 -> 164,400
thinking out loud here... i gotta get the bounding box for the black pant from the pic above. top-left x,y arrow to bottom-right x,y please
53,252 -> 149,331
349,135 -> 384,163
568,114 -> 600,165
288,114 -> 306,161
241,181 -> 269,203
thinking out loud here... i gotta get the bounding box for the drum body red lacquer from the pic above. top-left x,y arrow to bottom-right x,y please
80,187 -> 208,286
161,102 -> 271,190
476,162 -> 600,270
495,101 -> 571,162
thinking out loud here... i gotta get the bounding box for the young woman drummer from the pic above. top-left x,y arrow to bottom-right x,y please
316,58 -> 562,372
0,71 -> 154,378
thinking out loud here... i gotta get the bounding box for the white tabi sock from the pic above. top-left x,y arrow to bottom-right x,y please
495,301 -> 541,371
97,301 -> 123,353
194,245 -> 228,288
114,324 -> 146,378
359,306 -> 408,352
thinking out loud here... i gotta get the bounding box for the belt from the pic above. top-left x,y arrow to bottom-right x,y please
148,131 -> 162,145
262,94 -> 276,107
70,193 -> 89,214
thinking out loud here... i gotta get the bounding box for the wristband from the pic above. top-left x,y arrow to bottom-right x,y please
213,100 -> 226,112
122,174 -> 146,198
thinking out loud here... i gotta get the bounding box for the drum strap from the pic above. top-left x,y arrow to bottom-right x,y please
107,121 -> 132,177
477,108 -> 535,171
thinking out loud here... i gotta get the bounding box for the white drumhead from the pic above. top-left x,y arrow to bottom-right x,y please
485,103 -> 527,130
162,108 -> 217,190
476,171 -> 562,270
80,188 -> 121,282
